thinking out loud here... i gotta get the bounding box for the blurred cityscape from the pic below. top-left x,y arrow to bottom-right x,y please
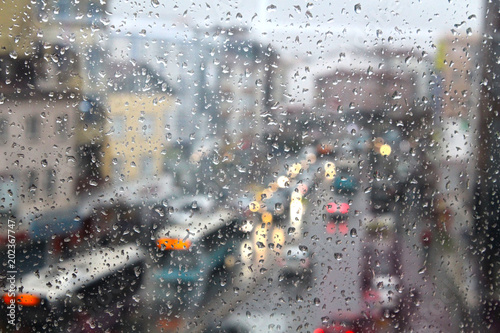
0,0 -> 498,332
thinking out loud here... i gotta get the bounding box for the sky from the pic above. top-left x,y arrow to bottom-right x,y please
108,0 -> 484,60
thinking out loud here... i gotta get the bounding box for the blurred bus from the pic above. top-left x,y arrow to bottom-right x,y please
149,208 -> 248,330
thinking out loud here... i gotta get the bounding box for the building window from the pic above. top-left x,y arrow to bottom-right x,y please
27,170 -> 37,198
0,175 -> 17,210
46,169 -> 56,197
0,117 -> 7,144
111,116 -> 125,138
142,117 -> 154,138
141,156 -> 154,176
55,115 -> 68,138
26,116 -> 39,141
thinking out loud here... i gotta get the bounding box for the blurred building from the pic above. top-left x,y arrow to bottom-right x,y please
476,1 -> 500,331
434,34 -> 481,218
105,26 -> 287,188
431,34 -> 483,327
315,48 -> 432,121
30,0 -> 110,195
101,62 -> 175,184
209,27 -> 286,142
0,0 -> 109,273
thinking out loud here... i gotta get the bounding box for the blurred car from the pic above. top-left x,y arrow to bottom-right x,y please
167,194 -> 216,223
333,169 -> 359,194
361,214 -> 403,313
204,312 -> 287,333
313,314 -> 373,333
1,244 -> 146,332
276,245 -> 312,284
369,275 -> 401,310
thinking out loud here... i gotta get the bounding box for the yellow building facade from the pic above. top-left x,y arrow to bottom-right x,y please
102,93 -> 174,183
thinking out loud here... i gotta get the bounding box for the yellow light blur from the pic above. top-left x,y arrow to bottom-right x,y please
289,163 -> 302,177
290,199 -> 304,227
325,172 -> 335,180
255,223 -> 268,261
189,152 -> 202,163
262,189 -> 273,200
268,182 -> 279,192
224,254 -> 236,268
262,212 -> 273,223
277,176 -> 290,188
373,137 -> 384,149
306,153 -> 317,164
291,191 -> 302,201
255,191 -> 268,201
272,228 -> 285,254
380,144 -> 392,156
324,161 -> 336,180
324,162 -> 336,174
249,201 -> 261,212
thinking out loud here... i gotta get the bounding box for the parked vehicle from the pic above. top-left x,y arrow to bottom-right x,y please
361,214 -> 403,315
276,245 -> 312,285
203,312 -> 288,333
1,244 -> 146,332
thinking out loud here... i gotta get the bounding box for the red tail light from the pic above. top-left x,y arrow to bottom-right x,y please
2,294 -> 14,304
313,329 -> 325,333
326,202 -> 349,214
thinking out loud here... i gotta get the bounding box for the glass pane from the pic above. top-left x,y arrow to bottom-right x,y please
0,1 -> 497,333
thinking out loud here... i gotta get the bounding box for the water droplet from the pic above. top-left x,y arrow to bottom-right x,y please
154,207 -> 164,217
89,179 -> 98,186
9,51 -> 18,59
151,0 -> 160,8
354,3 -> 361,13
334,253 -> 343,260
350,228 -> 358,237
314,297 -> 321,306
41,159 -> 48,167
266,4 -> 276,12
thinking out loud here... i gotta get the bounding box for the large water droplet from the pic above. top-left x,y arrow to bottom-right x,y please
266,4 -> 276,12
354,3 -> 361,13
151,0 -> 160,8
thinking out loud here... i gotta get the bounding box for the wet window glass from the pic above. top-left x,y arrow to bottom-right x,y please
1,1 -> 499,333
